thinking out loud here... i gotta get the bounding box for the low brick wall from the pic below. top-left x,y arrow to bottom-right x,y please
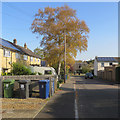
1,75 -> 54,80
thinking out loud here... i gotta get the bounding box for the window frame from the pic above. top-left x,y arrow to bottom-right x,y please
23,55 -> 28,61
30,57 -> 33,62
34,58 -> 36,62
101,62 -> 104,67
16,53 -> 20,59
3,49 -> 11,57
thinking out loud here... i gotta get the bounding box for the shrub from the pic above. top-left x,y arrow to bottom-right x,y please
82,66 -> 90,74
30,72 -> 37,75
7,72 -> 12,76
59,79 -> 64,83
11,62 -> 32,75
1,72 -> 12,76
57,81 -> 60,88
1,72 -> 7,76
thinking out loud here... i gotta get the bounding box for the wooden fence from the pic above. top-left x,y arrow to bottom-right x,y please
97,65 -> 117,82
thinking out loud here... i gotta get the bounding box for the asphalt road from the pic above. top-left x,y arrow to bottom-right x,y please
35,76 -> 119,119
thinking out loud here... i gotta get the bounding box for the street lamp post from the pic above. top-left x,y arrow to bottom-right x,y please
64,31 -> 66,83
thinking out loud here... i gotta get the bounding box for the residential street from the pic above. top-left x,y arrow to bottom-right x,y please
1,2 -> 119,120
35,76 -> 119,119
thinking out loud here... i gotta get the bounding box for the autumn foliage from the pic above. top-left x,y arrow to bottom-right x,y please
31,5 -> 89,75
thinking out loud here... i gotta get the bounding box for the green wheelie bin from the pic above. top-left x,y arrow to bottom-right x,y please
3,79 -> 15,98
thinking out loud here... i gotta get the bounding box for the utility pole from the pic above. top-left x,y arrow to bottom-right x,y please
64,30 -> 66,83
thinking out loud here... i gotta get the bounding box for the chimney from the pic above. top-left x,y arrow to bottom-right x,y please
24,43 -> 27,49
13,39 -> 17,45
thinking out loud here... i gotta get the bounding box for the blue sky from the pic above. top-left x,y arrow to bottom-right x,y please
2,2 -> 118,61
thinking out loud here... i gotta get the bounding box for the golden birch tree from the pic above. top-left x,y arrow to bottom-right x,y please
31,5 -> 89,75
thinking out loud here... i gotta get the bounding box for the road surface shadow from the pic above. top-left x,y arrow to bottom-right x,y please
35,77 -> 119,119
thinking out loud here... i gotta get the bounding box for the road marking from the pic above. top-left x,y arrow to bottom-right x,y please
74,83 -> 79,119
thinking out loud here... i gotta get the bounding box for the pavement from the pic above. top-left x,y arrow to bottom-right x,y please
1,76 -> 119,119
35,78 -> 75,118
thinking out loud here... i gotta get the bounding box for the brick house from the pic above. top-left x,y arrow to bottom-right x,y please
0,38 -> 41,75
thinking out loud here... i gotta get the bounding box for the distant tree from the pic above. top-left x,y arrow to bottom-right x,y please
31,5 -> 89,75
82,65 -> 90,74
86,59 -> 94,64
34,47 -> 44,60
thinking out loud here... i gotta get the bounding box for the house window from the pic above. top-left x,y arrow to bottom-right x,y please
109,62 -> 112,66
16,53 -> 20,59
101,63 -> 104,67
30,57 -> 33,62
35,58 -> 36,62
38,59 -> 40,62
3,49 -> 11,57
24,55 -> 28,61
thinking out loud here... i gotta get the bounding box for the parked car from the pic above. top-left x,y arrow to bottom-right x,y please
85,72 -> 93,79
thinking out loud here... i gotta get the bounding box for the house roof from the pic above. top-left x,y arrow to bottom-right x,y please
13,44 -> 41,58
96,57 -> 118,62
0,38 -> 41,59
114,57 -> 120,63
0,38 -> 21,52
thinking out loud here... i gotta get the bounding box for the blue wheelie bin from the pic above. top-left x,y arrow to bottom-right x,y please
65,74 -> 67,80
39,80 -> 50,99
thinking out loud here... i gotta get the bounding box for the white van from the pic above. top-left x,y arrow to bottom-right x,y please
30,66 -> 57,76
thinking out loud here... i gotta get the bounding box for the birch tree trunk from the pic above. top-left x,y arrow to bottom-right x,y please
57,61 -> 61,76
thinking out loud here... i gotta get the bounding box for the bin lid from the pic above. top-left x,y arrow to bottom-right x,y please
18,80 -> 31,83
3,79 -> 15,83
39,80 -> 49,83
